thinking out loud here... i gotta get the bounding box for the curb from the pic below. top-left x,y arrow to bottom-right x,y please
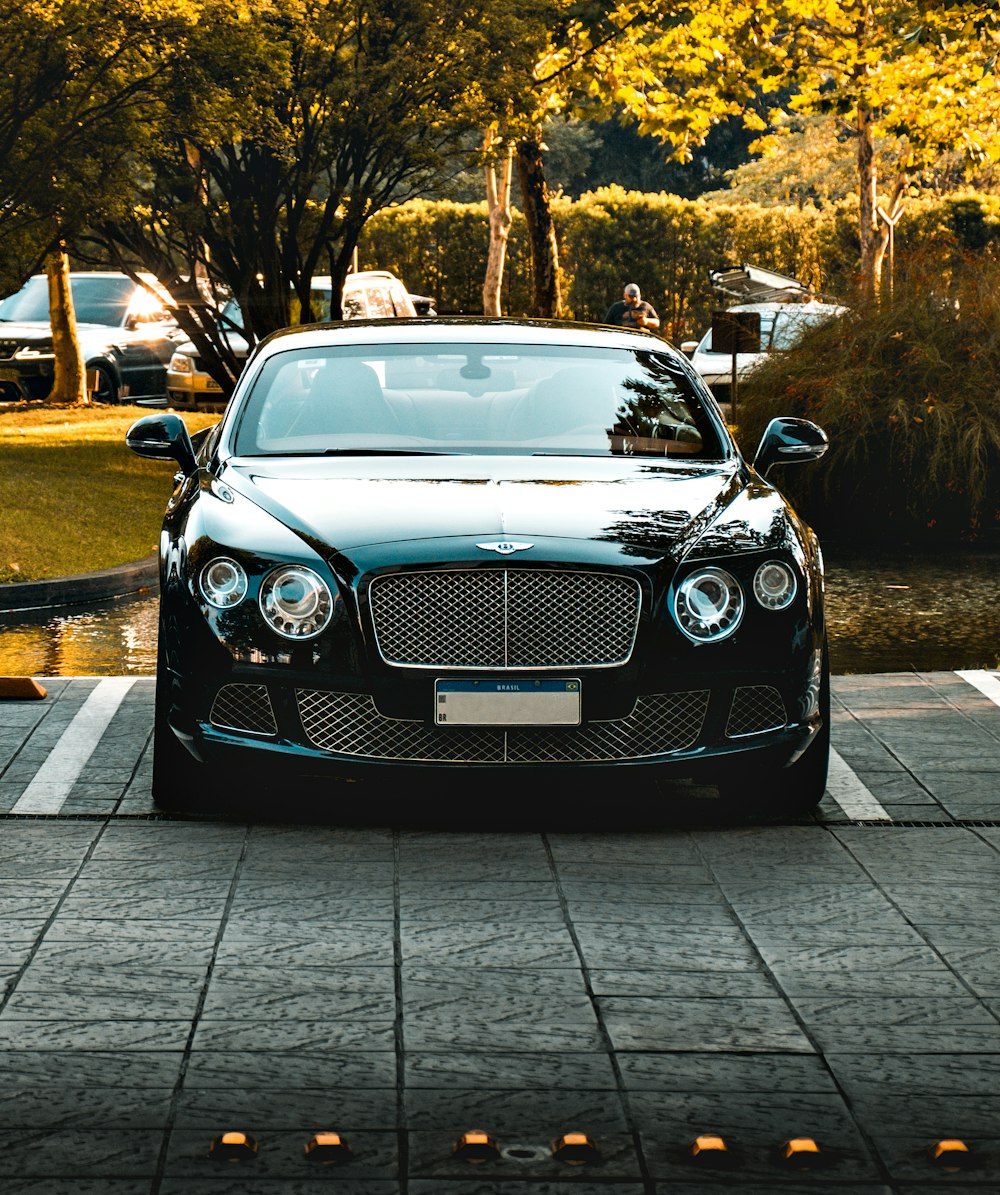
0,554 -> 159,614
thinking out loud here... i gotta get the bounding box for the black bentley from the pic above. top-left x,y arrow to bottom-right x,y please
127,317 -> 829,815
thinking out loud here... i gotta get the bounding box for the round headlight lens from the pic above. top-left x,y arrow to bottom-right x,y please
673,567 -> 744,642
260,566 -> 333,639
199,557 -> 248,608
753,560 -> 797,610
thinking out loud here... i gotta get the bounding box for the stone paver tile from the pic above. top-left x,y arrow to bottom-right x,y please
0,1130 -> 160,1177
599,996 -> 813,1052
588,968 -> 779,998
0,1020 -> 193,1050
191,1020 -> 395,1052
403,1086 -> 628,1133
0,1087 -> 173,1129
617,1050 -> 836,1092
29,938 -> 217,969
398,898 -> 565,923
184,1050 -> 396,1090
572,924 -> 762,971
405,1050 -> 616,1090
400,923 -> 580,967
225,896 -> 393,924
402,966 -> 586,999
215,929 -> 393,967
200,973 -> 395,1021
403,993 -> 602,1052
2,987 -> 203,1021
173,1086 -> 397,1128
0,1050 -> 182,1087
789,996 -> 1000,1053
826,1051 -> 1000,1096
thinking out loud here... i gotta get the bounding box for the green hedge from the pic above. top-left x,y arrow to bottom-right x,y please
362,188 -> 1000,345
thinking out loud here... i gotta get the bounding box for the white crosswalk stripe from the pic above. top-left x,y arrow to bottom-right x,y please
824,747 -> 892,821
10,677 -> 137,814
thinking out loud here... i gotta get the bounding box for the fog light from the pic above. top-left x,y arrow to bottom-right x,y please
551,1131 -> 599,1164
453,1129 -> 500,1162
304,1131 -> 352,1164
208,1131 -> 258,1162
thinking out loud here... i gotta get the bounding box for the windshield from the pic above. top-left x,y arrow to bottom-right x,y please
0,275 -> 136,325
232,342 -> 729,460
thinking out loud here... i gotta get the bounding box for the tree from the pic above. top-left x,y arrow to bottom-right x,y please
0,0 -> 198,401
548,0 -> 1000,294
85,0 -> 521,394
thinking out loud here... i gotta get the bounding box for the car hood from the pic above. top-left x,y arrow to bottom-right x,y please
0,319 -> 169,345
215,454 -> 772,564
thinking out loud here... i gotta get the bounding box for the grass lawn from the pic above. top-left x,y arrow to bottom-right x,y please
0,405 -> 220,584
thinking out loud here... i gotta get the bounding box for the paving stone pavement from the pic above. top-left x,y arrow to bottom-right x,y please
1,671 -> 1000,1191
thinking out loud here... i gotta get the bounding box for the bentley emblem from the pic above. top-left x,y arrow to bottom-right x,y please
476,540 -> 534,555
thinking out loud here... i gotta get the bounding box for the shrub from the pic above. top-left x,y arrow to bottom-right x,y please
736,253 -> 1000,545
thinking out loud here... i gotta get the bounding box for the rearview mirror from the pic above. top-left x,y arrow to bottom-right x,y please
126,413 -> 197,476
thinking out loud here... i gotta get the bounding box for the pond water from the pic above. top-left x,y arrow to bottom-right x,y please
0,546 -> 998,677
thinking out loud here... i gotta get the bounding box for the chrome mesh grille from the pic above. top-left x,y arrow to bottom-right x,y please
726,685 -> 787,737
295,689 -> 708,763
210,683 -> 277,736
368,569 -> 640,669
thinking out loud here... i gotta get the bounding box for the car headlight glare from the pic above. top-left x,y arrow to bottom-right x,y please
673,567 -> 743,642
169,353 -> 194,373
199,557 -> 248,608
754,560 -> 797,610
260,566 -> 333,639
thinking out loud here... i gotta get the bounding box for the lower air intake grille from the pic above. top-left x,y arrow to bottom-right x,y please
210,683 -> 277,735
726,685 -> 787,737
296,689 -> 709,763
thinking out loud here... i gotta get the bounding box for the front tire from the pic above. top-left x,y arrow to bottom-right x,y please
719,641 -> 831,816
88,362 -> 120,404
151,635 -> 198,811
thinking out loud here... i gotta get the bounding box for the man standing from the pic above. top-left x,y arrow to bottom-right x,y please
604,283 -> 660,331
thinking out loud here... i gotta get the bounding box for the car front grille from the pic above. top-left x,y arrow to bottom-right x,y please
726,685 -> 787,737
295,688 -> 708,763
369,569 -> 641,669
210,683 -> 277,735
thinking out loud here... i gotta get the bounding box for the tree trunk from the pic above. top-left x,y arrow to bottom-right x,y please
483,128 -> 514,318
45,245 -> 87,405
856,106 -> 889,297
516,129 -> 563,318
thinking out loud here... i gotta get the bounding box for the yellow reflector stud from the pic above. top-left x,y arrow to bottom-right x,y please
452,1129 -> 500,1163
0,677 -> 46,700
781,1137 -> 821,1165
690,1133 -> 729,1162
304,1131 -> 353,1164
551,1131 -> 600,1165
208,1131 -> 259,1162
931,1139 -> 973,1169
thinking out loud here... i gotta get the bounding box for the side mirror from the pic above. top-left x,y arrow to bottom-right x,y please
753,417 -> 828,478
126,413 -> 198,476
679,340 -> 698,357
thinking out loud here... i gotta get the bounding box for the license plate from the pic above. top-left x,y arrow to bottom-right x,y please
435,678 -> 581,726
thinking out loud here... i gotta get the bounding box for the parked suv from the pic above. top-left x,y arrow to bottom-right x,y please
167,270 -> 419,409
0,271 -> 180,404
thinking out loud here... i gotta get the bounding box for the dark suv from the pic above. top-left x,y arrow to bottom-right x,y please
0,271 -> 181,404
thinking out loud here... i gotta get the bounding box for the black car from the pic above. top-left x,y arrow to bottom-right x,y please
127,317 -> 830,815
0,271 -> 180,404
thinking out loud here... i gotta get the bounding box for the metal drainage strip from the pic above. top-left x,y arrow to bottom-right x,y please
852,819 -> 1000,828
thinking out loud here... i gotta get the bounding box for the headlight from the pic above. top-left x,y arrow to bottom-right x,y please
260,566 -> 333,639
753,560 -> 797,610
169,352 -> 194,373
673,567 -> 744,642
199,557 -> 248,608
